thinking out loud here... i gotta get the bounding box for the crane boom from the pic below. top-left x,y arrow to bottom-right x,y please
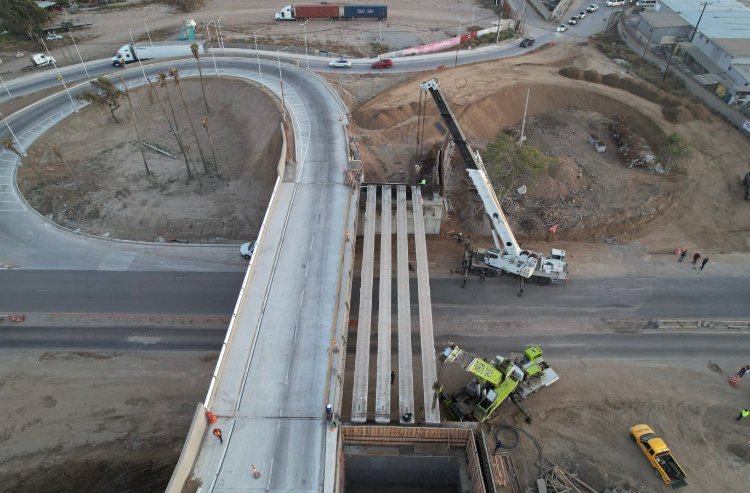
419,78 -> 568,283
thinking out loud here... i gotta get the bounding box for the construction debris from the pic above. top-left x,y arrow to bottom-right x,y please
537,465 -> 598,493
541,207 -> 568,226
492,452 -> 522,493
608,115 -> 655,169
501,196 -> 522,215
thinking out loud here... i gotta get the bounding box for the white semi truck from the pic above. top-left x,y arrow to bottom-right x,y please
419,78 -> 568,285
111,42 -> 205,67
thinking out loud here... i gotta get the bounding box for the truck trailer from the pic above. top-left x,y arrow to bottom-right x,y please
111,42 -> 204,67
275,4 -> 387,21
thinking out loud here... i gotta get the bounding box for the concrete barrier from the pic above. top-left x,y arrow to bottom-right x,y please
165,403 -> 208,493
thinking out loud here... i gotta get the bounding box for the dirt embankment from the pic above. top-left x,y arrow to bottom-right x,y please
347,44 -> 750,253
17,78 -> 282,243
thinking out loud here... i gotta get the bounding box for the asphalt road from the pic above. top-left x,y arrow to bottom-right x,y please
2,270 -> 747,320
0,270 -> 243,313
3,324 -> 749,361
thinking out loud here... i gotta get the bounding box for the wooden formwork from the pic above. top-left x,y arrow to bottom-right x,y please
341,426 -> 486,493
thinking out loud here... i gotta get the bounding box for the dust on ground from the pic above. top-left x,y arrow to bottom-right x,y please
346,43 -> 750,254
17,77 -> 281,242
0,351 -> 218,492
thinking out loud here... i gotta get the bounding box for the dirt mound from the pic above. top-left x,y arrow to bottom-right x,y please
601,73 -> 622,88
583,70 -> 602,83
687,102 -> 711,121
660,95 -> 682,108
559,66 -> 584,80
662,105 -> 693,123
529,157 -> 587,200
352,101 -> 420,131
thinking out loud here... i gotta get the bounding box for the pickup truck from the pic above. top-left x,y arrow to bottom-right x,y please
630,424 -> 687,488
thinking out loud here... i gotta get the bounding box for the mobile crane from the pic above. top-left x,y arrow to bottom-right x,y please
438,344 -> 559,422
419,78 -> 568,285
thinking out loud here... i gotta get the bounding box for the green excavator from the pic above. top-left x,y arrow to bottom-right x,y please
438,344 -> 559,422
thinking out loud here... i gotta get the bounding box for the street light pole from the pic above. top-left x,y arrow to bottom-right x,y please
302,19 -> 310,70
454,20 -> 462,67
68,28 -> 89,78
254,27 -> 268,85
690,1 -> 711,43
379,19 -> 382,60
206,22 -> 219,75
145,17 -> 153,46
642,27 -> 653,59
0,110 -> 27,156
277,47 -> 290,122
40,37 -> 77,112
217,16 -> 225,53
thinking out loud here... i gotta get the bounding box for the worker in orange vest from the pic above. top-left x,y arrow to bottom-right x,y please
213,428 -> 223,444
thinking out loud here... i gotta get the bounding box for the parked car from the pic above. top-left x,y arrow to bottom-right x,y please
586,4 -> 600,12
606,0 -> 625,6
45,32 -> 63,41
371,58 -> 393,69
568,17 -> 577,25
329,58 -> 352,68
578,11 -> 587,19
557,24 -> 569,32
519,37 -> 535,48
240,241 -> 256,260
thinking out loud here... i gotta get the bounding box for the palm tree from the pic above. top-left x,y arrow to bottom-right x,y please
52,144 -> 80,190
2,137 -> 43,180
119,76 -> 150,176
201,115 -> 220,176
77,76 -> 123,123
156,71 -> 194,183
169,67 -> 209,174
191,43 -> 210,116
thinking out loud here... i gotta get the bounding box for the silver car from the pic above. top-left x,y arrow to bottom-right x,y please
329,58 -> 352,68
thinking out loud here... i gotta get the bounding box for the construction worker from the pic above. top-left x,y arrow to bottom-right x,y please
213,428 -> 223,444
419,178 -> 427,190
739,365 -> 750,378
736,409 -> 749,421
325,403 -> 333,421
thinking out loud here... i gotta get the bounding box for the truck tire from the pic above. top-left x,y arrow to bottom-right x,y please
536,276 -> 552,286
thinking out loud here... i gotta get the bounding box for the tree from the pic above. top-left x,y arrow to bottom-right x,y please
191,43 -> 210,116
201,115 -> 220,176
77,76 -> 123,123
0,0 -> 51,39
169,67 -> 209,174
2,137 -> 43,179
156,71 -> 195,183
657,132 -> 692,174
119,77 -> 151,176
484,134 -> 554,197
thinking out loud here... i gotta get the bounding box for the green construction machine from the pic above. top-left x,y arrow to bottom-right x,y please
438,344 -> 559,422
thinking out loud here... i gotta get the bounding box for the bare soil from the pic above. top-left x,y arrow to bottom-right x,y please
4,2 -> 750,492
18,78 -> 281,242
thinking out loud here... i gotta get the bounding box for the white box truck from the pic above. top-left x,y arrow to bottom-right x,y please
111,42 -> 205,67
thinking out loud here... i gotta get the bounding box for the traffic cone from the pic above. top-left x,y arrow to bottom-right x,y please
205,410 -> 218,424
729,374 -> 741,387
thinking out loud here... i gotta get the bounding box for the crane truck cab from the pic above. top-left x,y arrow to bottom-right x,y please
630,424 -> 687,488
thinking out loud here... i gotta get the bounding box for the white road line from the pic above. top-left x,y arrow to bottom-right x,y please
298,289 -> 305,307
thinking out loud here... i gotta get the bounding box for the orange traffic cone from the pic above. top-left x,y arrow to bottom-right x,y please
205,410 -> 218,424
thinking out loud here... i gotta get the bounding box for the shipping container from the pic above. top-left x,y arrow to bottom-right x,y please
294,4 -> 341,19
342,4 -> 388,20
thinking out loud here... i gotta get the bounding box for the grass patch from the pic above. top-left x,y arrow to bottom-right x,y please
591,27 -> 688,98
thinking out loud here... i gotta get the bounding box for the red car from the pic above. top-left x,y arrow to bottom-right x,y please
371,58 -> 393,69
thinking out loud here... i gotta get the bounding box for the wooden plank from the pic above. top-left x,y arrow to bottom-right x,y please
396,186 -> 415,424
375,186 -> 392,423
411,187 -> 441,424
351,185 -> 377,423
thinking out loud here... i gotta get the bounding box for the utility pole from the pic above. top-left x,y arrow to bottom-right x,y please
145,17 -> 153,46
254,27 -> 268,84
68,28 -> 89,78
379,19 -> 382,60
40,38 -> 77,113
662,44 -> 677,83
519,88 -> 530,145
302,19 -> 310,70
690,1 -> 711,43
642,27 -> 653,59
206,22 -> 219,76
277,47 -> 290,122
454,20 -> 462,67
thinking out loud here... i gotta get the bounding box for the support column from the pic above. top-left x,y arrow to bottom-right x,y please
375,186 -> 392,423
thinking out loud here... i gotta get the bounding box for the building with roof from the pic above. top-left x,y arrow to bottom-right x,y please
634,0 -> 750,103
